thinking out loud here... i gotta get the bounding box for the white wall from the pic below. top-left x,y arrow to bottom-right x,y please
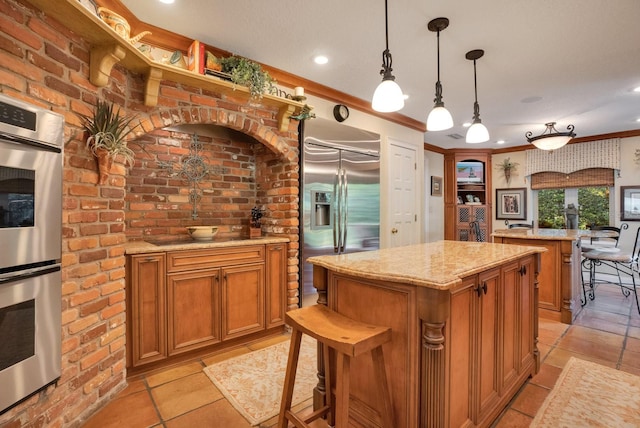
424,150 -> 445,242
301,93 -> 425,249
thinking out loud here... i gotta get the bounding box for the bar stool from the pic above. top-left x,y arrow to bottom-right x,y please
278,304 -> 394,428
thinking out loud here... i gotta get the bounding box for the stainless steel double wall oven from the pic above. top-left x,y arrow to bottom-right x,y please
0,94 -> 63,413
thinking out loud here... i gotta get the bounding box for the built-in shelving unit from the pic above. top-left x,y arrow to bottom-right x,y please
444,150 -> 493,241
26,0 -> 308,132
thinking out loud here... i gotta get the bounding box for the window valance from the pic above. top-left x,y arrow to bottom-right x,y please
525,139 -> 620,176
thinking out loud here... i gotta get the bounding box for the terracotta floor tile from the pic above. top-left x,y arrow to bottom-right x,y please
564,325 -> 625,347
544,347 -> 617,369
145,361 -> 204,388
201,346 -> 252,366
529,363 -> 563,389
555,335 -> 622,363
628,326 -> 640,340
492,409 -> 533,428
118,377 -> 147,397
621,348 -> 640,369
626,336 -> 640,353
165,399 -> 251,428
509,383 -> 549,417
82,390 -> 160,428
538,342 -> 551,360
151,372 -> 223,420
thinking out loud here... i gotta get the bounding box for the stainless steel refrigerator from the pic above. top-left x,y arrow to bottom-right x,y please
300,118 -> 381,304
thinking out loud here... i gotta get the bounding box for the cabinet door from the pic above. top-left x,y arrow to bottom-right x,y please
265,243 -> 287,328
448,277 -> 476,428
221,263 -> 265,340
475,267 -> 500,423
129,253 -> 167,367
499,261 -> 520,393
518,255 -> 535,372
167,268 -> 221,355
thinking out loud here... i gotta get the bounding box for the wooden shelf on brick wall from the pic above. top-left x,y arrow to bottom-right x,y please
27,0 -> 308,132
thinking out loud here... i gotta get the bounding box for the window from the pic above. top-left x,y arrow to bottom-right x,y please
536,187 -> 611,229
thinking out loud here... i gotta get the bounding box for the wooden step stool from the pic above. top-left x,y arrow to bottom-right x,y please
278,304 -> 394,428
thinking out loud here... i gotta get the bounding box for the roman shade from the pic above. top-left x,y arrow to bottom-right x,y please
530,168 -> 614,190
525,139 -> 620,176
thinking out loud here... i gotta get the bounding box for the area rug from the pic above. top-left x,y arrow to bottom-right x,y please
203,335 -> 317,426
530,357 -> 640,427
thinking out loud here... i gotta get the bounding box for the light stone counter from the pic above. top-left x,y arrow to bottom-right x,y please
124,236 -> 289,254
307,240 -> 544,290
492,228 -> 615,241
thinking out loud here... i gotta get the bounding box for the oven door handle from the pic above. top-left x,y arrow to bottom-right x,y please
0,264 -> 61,284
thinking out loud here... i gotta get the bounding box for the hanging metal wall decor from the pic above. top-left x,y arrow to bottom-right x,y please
159,134 -> 223,219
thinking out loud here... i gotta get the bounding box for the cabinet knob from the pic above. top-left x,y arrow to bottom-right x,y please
391,228 -> 398,234
519,265 -> 527,276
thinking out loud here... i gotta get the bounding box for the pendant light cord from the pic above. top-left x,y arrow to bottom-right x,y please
472,59 -> 480,121
380,0 -> 394,80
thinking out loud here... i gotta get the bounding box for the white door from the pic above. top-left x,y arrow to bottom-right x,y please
389,142 -> 418,248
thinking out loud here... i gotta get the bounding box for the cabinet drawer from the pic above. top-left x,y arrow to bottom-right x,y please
167,245 -> 265,272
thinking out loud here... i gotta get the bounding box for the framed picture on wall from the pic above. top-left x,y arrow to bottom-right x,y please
431,176 -> 442,196
621,186 -> 640,221
496,188 -> 527,220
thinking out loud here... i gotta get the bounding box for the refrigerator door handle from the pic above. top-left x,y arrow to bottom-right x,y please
340,168 -> 348,253
333,170 -> 340,253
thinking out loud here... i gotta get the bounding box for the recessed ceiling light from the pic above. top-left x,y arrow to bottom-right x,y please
634,86 -> 640,93
159,0 -> 174,3
462,122 -> 471,128
313,55 -> 328,65
496,140 -> 505,145
636,118 -> 640,122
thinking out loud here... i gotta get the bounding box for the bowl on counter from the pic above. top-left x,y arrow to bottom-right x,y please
186,226 -> 218,241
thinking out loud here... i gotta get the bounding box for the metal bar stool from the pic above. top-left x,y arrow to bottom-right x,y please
278,304 -> 394,428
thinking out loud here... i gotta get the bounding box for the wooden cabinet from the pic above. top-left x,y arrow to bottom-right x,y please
127,242 -> 287,369
456,204 -> 489,241
220,264 -> 265,340
313,249 -> 539,427
127,253 -> 166,367
265,243 -> 287,328
493,233 -> 580,323
449,256 -> 536,427
444,150 -> 492,241
167,268 -> 221,355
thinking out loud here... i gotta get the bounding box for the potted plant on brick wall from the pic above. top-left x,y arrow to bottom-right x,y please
250,206 -> 263,238
78,100 -> 139,184
217,56 -> 276,99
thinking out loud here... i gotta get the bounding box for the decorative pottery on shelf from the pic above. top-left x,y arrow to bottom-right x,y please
186,226 -> 218,241
97,7 -> 151,44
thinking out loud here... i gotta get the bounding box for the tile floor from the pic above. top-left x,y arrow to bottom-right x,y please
83,281 -> 640,428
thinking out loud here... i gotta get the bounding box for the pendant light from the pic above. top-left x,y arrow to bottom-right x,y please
525,122 -> 576,150
372,0 -> 404,113
426,17 -> 453,131
465,49 -> 490,144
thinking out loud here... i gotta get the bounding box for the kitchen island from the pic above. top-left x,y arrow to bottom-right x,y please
492,228 -> 586,324
307,240 -> 544,428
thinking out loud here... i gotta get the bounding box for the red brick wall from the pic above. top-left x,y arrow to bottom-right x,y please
0,1 -> 300,426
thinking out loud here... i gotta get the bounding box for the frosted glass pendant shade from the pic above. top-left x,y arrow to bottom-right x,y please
530,136 -> 571,150
427,106 -> 453,131
465,122 -> 490,143
372,79 -> 405,113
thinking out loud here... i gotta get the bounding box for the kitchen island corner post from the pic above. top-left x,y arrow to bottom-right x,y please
417,286 -> 451,428
311,265 -> 329,411
533,251 -> 541,372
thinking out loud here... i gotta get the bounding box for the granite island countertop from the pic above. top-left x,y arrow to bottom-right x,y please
124,236 -> 290,255
307,240 -> 545,290
492,228 -> 615,241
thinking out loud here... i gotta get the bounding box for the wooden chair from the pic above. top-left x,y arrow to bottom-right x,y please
278,304 -> 394,428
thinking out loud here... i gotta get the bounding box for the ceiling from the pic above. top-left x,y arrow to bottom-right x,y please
120,0 -> 640,150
